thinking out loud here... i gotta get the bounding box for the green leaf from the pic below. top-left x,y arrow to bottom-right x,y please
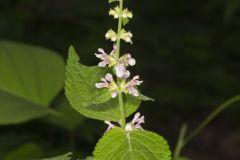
138,94 -> 155,101
0,91 -> 49,125
0,40 -> 65,125
42,153 -> 72,160
65,46 -> 111,106
93,127 -> 172,160
87,95 -> 141,121
65,46 -> 141,121
3,143 -> 43,160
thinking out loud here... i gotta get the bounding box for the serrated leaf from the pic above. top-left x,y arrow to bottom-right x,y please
0,40 -> 65,125
42,153 -> 72,160
93,127 -> 172,160
138,94 -> 155,101
87,95 -> 141,121
65,46 -> 111,106
65,46 -> 141,121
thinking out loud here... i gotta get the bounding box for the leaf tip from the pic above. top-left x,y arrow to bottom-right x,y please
68,45 -> 80,61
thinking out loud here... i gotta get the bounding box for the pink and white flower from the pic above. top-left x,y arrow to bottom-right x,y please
95,73 -> 118,98
114,54 -> 136,78
114,63 -> 130,79
119,54 -> 136,66
125,112 -> 145,132
123,75 -> 143,97
95,45 -> 117,67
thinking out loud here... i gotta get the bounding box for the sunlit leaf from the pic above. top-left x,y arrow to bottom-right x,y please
93,127 -> 171,160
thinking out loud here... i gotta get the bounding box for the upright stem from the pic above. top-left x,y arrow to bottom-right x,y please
116,0 -> 126,127
118,90 -> 126,127
116,0 -> 123,60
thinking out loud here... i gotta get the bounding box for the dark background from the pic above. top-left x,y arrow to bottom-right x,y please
1,0 -> 240,159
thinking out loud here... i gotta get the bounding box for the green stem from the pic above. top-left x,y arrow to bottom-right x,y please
118,90 -> 126,127
184,95 -> 240,146
116,0 -> 123,60
115,0 -> 126,128
173,124 -> 187,160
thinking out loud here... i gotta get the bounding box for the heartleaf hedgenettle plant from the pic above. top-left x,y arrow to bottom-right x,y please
65,0 -> 171,159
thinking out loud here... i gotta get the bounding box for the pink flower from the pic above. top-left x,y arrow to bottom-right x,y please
95,73 -> 118,98
95,45 -> 117,67
114,54 -> 135,78
125,112 -> 145,132
124,75 -> 143,97
120,54 -> 136,66
131,112 -> 145,129
114,63 -> 130,79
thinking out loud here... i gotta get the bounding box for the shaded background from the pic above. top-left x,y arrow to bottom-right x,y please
1,0 -> 240,159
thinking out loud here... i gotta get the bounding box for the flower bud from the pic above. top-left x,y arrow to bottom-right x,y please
105,29 -> 117,42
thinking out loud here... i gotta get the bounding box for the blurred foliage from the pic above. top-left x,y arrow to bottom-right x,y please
0,0 -> 240,159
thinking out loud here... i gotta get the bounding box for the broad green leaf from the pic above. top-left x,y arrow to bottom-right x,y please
0,91 -> 48,124
42,153 -> 72,160
93,127 -> 171,160
3,143 -> 43,160
65,46 -> 111,106
0,40 -> 65,125
65,46 -> 141,121
86,95 -> 141,121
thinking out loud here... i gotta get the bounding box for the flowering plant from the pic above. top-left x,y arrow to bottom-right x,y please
65,0 -> 172,159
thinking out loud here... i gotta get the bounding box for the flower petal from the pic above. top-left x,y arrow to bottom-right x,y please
115,63 -> 126,78
111,91 -> 118,98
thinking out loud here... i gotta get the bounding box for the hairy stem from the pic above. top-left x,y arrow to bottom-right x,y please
116,0 -> 126,127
